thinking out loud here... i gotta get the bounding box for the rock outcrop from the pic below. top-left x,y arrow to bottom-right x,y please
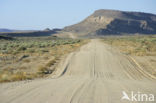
63,9 -> 156,36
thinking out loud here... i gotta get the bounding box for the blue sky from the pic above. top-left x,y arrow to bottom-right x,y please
0,0 -> 156,30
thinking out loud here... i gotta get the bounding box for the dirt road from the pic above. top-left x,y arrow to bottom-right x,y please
0,39 -> 156,103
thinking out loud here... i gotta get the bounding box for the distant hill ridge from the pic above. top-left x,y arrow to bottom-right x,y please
0,28 -> 14,33
0,29 -> 61,37
63,9 -> 156,36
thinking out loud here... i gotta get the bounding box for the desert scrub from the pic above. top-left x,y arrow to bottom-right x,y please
0,37 -> 82,55
0,36 -> 87,83
0,70 -> 36,82
46,59 -> 56,67
102,35 -> 156,56
37,66 -> 52,74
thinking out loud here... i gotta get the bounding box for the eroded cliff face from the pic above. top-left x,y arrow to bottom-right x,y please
64,14 -> 114,35
63,9 -> 156,36
94,18 -> 156,35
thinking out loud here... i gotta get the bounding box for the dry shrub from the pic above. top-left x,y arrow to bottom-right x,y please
46,59 -> 56,67
18,66 -> 28,70
23,59 -> 31,63
0,71 -> 34,82
37,66 -> 51,74
0,73 -> 10,82
11,72 -> 27,81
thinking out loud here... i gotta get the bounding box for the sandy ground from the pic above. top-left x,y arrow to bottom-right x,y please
0,39 -> 156,103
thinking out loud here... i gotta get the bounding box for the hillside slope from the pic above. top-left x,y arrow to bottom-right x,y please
64,9 -> 156,36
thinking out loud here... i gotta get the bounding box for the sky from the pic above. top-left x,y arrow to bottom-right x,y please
0,0 -> 156,30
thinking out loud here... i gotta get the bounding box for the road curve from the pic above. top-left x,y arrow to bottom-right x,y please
0,39 -> 156,103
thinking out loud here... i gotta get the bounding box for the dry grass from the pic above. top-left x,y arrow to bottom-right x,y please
0,71 -> 37,82
102,35 -> 156,77
102,35 -> 156,56
46,59 -> 56,67
0,37 -> 88,83
37,66 -> 50,74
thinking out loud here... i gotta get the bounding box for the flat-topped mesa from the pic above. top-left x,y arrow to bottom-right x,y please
63,9 -> 156,36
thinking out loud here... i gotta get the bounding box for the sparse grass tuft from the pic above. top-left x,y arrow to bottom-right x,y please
37,65 -> 53,74
38,66 -> 49,74
46,59 -> 56,67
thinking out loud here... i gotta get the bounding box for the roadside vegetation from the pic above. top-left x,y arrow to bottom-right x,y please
102,35 -> 156,56
0,36 -> 88,82
102,35 -> 156,77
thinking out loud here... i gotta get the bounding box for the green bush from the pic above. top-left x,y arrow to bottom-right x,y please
17,46 -> 27,51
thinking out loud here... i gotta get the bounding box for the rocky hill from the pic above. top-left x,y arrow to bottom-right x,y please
63,9 -> 156,36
